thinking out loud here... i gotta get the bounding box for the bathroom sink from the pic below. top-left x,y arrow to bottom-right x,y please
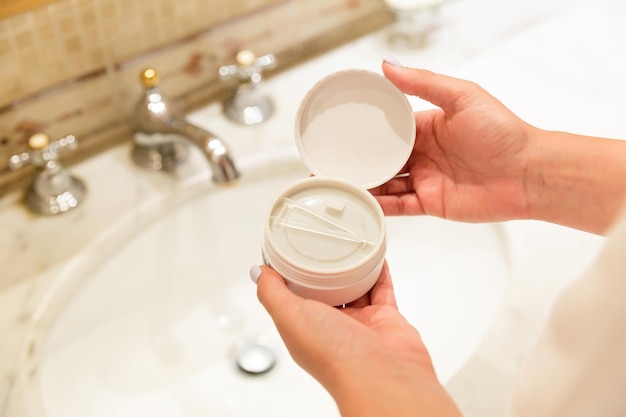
16,148 -> 508,417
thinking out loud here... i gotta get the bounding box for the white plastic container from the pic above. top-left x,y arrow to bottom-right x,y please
262,69 -> 416,306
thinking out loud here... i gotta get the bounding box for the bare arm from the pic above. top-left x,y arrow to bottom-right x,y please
375,62 -> 626,235
526,129 -> 626,234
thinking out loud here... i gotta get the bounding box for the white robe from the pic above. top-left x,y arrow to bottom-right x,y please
506,213 -> 626,416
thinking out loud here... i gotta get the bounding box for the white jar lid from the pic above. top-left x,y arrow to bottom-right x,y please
295,69 -> 416,189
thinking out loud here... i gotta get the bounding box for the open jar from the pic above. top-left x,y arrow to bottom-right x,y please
262,69 -> 416,306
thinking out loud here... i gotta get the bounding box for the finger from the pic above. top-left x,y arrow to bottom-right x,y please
370,174 -> 414,196
254,265 -> 330,359
253,265 -> 360,383
255,265 -> 348,340
369,261 -> 398,308
369,169 -> 423,215
254,265 -> 302,320
382,62 -> 474,115
345,292 -> 370,309
374,193 -> 425,216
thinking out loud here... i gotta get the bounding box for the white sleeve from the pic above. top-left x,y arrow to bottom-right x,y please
505,214 -> 626,417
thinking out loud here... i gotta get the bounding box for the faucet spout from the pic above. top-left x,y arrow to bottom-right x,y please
167,119 -> 239,184
130,68 -> 240,185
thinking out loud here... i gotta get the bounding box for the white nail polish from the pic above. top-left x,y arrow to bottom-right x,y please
249,265 -> 262,284
382,55 -> 403,67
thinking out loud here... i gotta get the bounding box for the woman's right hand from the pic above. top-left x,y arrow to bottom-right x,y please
372,61 -> 537,223
375,60 -> 626,235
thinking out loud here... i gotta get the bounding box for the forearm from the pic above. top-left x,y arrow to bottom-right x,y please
526,128 -> 626,235
335,386 -> 462,417
329,361 -> 462,417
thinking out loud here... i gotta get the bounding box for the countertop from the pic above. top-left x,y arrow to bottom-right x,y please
2,0 -> 626,415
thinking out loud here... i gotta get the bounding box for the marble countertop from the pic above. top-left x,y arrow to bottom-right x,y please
2,1 -> 625,415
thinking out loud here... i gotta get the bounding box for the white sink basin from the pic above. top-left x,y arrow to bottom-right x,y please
14,147 -> 509,417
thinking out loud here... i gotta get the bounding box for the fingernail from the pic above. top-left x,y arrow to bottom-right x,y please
249,265 -> 262,285
382,55 -> 403,67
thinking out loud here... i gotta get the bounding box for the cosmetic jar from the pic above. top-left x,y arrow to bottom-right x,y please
262,69 -> 415,306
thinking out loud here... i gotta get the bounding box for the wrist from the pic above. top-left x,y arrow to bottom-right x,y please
526,127 -> 626,234
329,358 -> 461,417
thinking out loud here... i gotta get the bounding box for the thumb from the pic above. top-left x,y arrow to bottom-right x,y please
253,265 -> 301,319
251,265 -> 343,379
382,61 -> 473,114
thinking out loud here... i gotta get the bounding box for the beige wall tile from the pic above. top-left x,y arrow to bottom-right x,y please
0,71 -> 117,139
0,0 -> 389,185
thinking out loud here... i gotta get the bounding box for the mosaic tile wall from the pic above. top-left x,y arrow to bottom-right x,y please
0,0 -> 391,192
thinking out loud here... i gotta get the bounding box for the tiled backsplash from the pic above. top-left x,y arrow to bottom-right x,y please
0,0 -> 391,193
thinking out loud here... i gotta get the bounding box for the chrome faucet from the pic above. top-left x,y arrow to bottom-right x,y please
219,50 -> 277,125
9,133 -> 86,215
130,68 -> 240,184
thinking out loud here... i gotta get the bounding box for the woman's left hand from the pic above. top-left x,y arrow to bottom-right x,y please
252,261 -> 462,417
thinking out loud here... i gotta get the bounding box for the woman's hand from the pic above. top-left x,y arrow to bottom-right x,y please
375,61 -> 626,234
253,262 -> 462,417
372,62 -> 535,223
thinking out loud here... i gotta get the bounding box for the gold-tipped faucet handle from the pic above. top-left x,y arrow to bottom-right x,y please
27,133 -> 51,150
140,68 -> 159,88
217,50 -> 277,125
8,132 -> 86,215
235,50 -> 257,67
9,133 -> 78,170
218,50 -> 276,82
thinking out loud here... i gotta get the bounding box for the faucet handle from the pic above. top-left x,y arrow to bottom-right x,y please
139,67 -> 160,88
9,133 -> 78,170
9,133 -> 86,215
218,50 -> 277,84
218,50 -> 277,125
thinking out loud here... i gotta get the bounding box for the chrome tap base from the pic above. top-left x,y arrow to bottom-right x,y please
131,142 -> 189,172
219,51 -> 277,126
25,176 -> 86,216
223,94 -> 274,126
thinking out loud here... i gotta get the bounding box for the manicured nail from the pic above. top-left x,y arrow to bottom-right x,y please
249,265 -> 262,285
382,55 -> 403,67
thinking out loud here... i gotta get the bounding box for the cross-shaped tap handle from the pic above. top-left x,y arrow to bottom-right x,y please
218,50 -> 277,84
9,133 -> 78,171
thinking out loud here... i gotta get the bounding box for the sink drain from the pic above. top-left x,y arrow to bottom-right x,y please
235,342 -> 276,375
